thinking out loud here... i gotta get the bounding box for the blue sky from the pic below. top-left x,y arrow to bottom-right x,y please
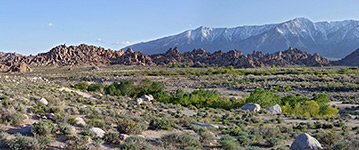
1,0 -> 359,55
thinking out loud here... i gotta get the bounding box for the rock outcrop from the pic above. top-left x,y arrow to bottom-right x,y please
266,104 -> 282,114
334,48 -> 359,66
290,133 -> 323,150
0,44 -> 330,68
7,63 -> 32,73
0,64 -> 9,71
241,103 -> 261,112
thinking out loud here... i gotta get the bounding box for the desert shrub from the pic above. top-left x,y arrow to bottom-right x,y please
237,132 -> 250,145
258,126 -> 280,138
120,142 -> 140,150
122,136 -> 150,150
246,88 -> 281,108
103,132 -> 121,144
316,131 -> 342,149
222,127 -> 243,136
31,121 -> 56,136
161,132 -> 201,149
198,129 -> 215,144
118,118 -> 141,134
80,129 -> 97,138
0,110 -> 26,126
220,135 -> 238,150
6,133 -> 44,150
265,137 -> 281,147
148,118 -> 174,130
73,82 -> 88,90
87,83 -> 104,92
245,147 -> 262,150
58,123 -> 73,135
67,135 -> 90,150
67,116 -> 77,125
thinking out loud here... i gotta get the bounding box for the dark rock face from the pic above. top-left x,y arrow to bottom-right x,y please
334,48 -> 359,66
7,63 -> 33,73
0,44 -> 330,68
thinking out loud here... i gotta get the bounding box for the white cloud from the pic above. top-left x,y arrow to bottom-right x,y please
47,23 -> 54,27
112,41 -> 132,46
96,38 -> 105,43
189,24 -> 192,27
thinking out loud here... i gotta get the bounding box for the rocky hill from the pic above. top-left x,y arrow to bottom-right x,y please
125,18 -> 359,58
0,52 -> 23,63
3,44 -> 124,66
334,48 -> 359,66
150,47 -> 329,68
0,44 -> 331,69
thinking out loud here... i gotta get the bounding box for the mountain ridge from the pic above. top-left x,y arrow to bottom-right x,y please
125,18 -> 359,58
0,44 -> 331,71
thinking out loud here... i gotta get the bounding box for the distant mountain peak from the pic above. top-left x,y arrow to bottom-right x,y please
125,18 -> 359,58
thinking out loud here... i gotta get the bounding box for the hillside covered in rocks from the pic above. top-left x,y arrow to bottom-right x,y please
0,44 -> 332,71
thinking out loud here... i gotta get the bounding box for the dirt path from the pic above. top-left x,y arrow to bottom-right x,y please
59,87 -> 99,100
329,101 -> 359,108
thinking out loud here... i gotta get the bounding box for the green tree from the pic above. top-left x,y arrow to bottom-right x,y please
303,100 -> 320,117
246,88 -> 281,108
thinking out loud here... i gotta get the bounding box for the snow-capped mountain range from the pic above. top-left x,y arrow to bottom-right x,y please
125,18 -> 359,58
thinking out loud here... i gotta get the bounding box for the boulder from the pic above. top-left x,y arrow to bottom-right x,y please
140,95 -> 154,101
341,114 -> 356,119
191,122 -> 219,129
38,97 -> 48,105
89,127 -> 105,138
241,103 -> 261,112
119,133 -> 129,141
75,117 -> 86,126
266,104 -> 282,114
134,98 -> 143,105
290,133 -> 323,150
89,66 -> 99,71
47,113 -> 55,120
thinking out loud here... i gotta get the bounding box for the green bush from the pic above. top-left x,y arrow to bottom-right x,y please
266,137 -> 281,147
87,84 -> 104,92
118,119 -> 140,134
237,132 -> 250,145
0,110 -> 26,126
199,130 -> 215,144
6,133 -> 44,150
161,132 -> 201,149
103,132 -> 121,144
120,142 -> 140,150
80,129 -> 97,138
58,123 -> 73,135
73,82 -> 88,90
31,121 -> 56,136
220,135 -> 238,150
148,118 -> 174,130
